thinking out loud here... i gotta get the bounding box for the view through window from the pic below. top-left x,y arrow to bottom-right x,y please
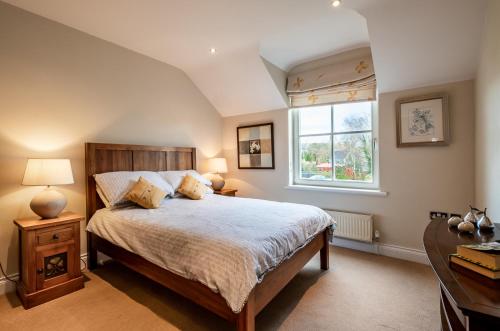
292,101 -> 376,188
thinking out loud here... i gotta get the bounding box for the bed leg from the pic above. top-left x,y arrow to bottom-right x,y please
320,229 -> 330,270
236,290 -> 255,331
88,233 -> 98,270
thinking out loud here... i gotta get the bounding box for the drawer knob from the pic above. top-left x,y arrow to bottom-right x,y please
36,268 -> 44,274
52,234 -> 59,240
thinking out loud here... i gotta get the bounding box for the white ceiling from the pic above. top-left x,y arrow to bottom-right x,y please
4,0 -> 487,116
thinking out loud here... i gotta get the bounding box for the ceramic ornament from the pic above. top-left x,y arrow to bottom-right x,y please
464,205 -> 480,226
457,221 -> 475,233
447,216 -> 462,227
478,208 -> 495,231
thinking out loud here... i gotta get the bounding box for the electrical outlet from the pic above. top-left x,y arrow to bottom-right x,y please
374,230 -> 380,240
430,211 -> 449,220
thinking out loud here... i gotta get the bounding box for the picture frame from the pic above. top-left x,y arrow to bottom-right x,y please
237,122 -> 275,169
396,93 -> 450,147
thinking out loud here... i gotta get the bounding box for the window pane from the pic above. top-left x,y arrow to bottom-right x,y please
299,135 -> 332,180
334,133 -> 373,182
334,102 -> 371,133
299,106 -> 331,135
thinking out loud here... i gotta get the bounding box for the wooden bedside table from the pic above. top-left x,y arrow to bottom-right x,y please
13,211 -> 84,309
214,188 -> 238,197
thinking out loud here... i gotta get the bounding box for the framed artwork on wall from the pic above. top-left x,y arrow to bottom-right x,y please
237,122 -> 275,169
396,93 -> 450,147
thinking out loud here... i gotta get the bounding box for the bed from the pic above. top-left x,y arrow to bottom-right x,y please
85,142 -> 333,331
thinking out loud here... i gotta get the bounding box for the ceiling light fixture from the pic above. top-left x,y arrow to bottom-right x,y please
209,47 -> 217,55
331,0 -> 341,7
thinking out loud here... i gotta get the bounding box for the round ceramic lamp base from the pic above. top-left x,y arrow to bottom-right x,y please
30,187 -> 67,219
206,173 -> 225,191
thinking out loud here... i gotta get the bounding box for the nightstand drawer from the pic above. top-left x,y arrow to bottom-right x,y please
36,226 -> 73,246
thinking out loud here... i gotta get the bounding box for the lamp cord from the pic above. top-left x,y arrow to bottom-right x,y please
80,257 -> 87,271
0,262 -> 18,284
0,258 -> 86,284
0,258 -> 87,284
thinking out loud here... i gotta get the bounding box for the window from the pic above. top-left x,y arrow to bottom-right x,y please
291,101 -> 378,189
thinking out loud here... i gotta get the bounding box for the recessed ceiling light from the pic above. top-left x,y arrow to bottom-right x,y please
332,0 -> 341,7
209,48 -> 217,55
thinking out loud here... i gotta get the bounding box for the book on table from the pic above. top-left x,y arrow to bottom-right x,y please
456,242 -> 500,270
450,254 -> 500,280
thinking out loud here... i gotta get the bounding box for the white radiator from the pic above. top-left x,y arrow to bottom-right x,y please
325,210 -> 373,243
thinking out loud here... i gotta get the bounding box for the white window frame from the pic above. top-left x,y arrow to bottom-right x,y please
290,101 -> 379,190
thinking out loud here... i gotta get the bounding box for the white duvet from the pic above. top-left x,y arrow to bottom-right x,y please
86,194 -> 334,313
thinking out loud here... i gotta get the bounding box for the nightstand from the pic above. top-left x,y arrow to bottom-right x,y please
13,211 -> 84,309
214,188 -> 238,197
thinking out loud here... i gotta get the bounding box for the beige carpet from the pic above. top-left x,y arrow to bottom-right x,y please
0,246 -> 440,331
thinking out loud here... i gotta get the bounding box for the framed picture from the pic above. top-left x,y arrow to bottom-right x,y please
237,123 -> 275,169
396,93 -> 450,147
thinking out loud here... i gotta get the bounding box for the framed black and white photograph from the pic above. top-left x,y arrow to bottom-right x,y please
396,93 -> 450,147
237,123 -> 275,169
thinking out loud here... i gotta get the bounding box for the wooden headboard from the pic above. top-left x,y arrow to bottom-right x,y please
85,143 -> 196,222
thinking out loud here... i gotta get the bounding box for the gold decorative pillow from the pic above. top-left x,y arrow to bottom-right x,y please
125,176 -> 167,209
177,175 -> 207,200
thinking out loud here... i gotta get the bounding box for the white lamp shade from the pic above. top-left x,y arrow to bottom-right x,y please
22,159 -> 74,186
207,158 -> 228,174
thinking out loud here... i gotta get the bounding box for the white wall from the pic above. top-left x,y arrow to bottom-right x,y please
223,80 -> 475,251
0,2 -> 222,278
475,0 -> 500,221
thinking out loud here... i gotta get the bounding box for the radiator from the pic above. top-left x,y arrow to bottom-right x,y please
325,210 -> 373,243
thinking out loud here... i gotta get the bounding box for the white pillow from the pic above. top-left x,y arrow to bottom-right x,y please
94,171 -> 175,206
158,170 -> 212,192
96,185 -> 111,208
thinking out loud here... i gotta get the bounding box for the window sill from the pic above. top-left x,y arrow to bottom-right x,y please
285,185 -> 388,197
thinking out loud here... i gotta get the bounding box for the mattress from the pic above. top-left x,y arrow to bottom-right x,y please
86,194 -> 334,313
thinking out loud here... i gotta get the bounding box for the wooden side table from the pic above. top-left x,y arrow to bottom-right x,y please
214,188 -> 238,197
13,211 -> 84,309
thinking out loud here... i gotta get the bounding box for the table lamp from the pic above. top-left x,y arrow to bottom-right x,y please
22,159 -> 74,219
206,158 -> 228,191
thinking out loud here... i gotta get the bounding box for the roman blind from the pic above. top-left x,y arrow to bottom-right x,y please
286,47 -> 376,107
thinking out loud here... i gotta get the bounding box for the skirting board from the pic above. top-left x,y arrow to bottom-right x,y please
0,253 -> 88,296
332,237 -> 429,265
0,272 -> 18,296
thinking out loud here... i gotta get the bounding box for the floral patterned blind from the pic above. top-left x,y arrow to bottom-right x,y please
286,48 -> 377,107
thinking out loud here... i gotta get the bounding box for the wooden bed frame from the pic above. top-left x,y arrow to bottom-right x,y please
85,142 -> 330,331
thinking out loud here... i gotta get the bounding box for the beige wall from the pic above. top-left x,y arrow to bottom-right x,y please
0,2 -> 222,275
223,80 -> 475,251
475,0 -> 500,221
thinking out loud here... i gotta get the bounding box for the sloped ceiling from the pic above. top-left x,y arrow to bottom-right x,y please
358,0 -> 486,93
3,0 -> 486,116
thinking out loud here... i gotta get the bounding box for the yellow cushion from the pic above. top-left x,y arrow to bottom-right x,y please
125,176 -> 167,209
177,175 -> 207,200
